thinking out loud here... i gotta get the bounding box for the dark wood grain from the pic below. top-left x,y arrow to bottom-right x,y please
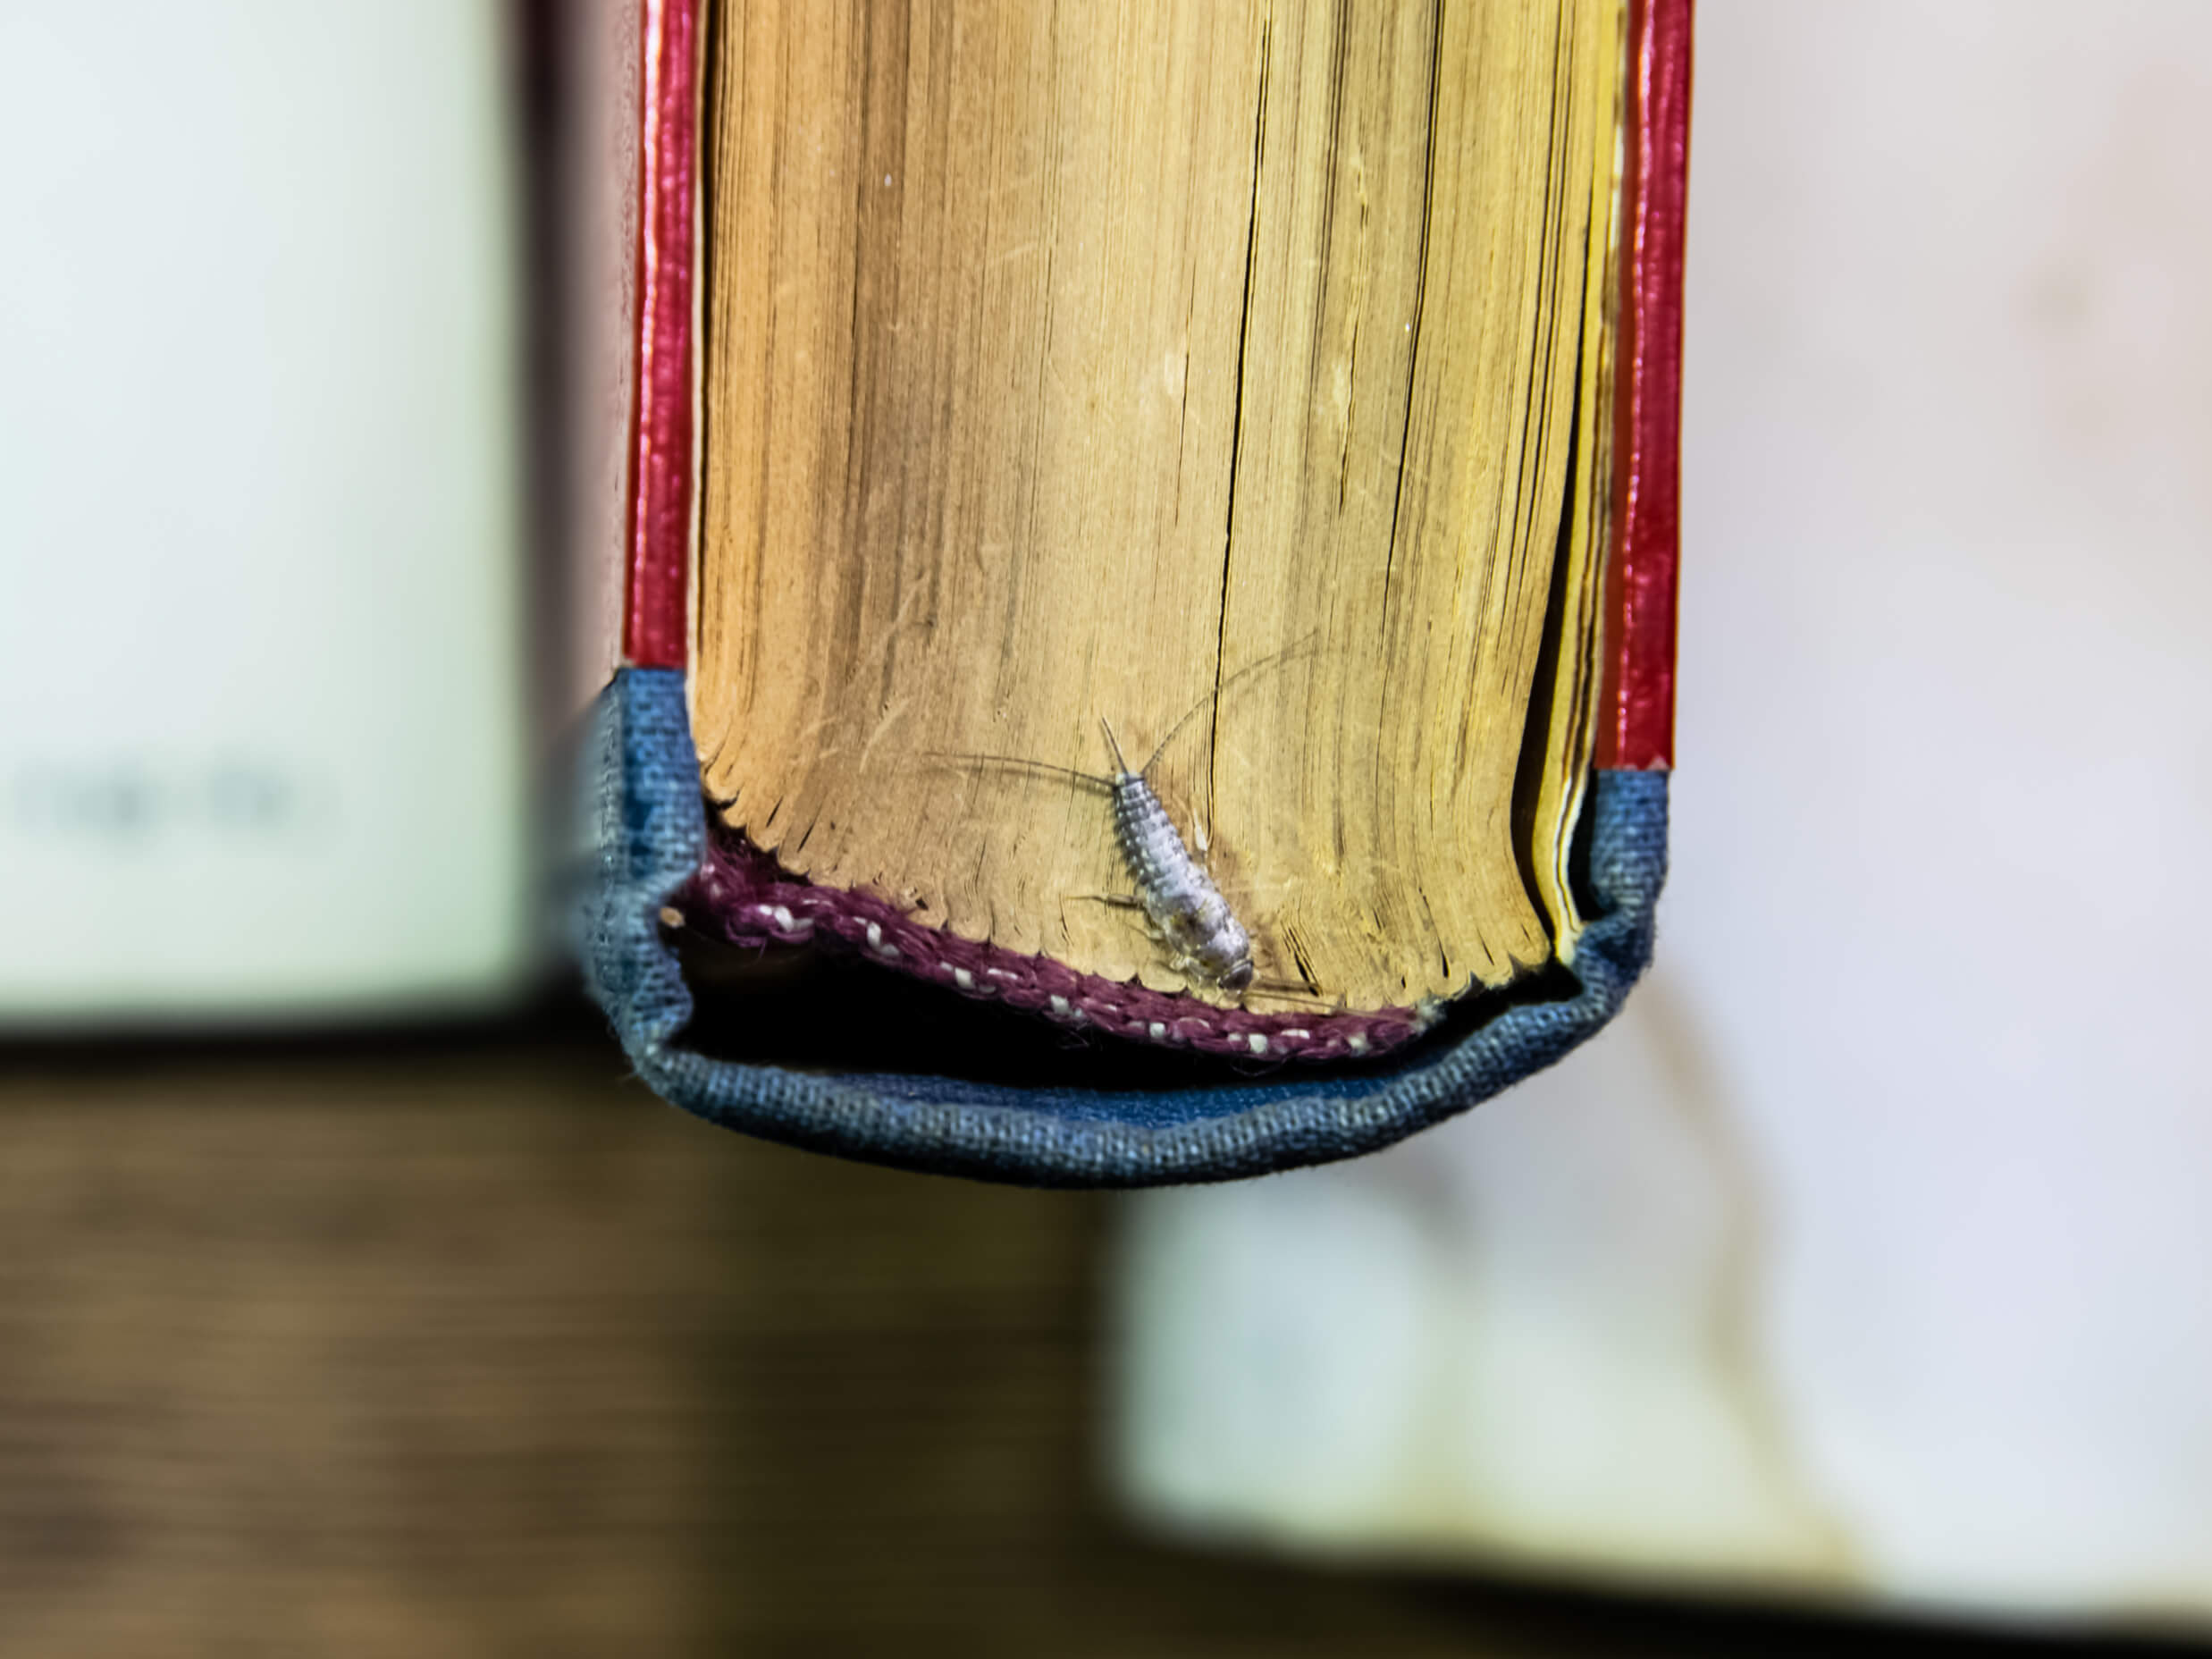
0,1026 -> 2161,1656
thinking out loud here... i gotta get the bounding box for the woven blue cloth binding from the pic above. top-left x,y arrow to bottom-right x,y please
576,667 -> 1666,1187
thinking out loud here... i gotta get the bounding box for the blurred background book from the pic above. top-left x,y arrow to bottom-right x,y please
3,0 -> 2210,1652
1114,0 -> 2212,1633
0,2 -> 542,1025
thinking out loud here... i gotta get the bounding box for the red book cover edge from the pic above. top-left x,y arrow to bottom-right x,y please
1594,0 -> 1688,771
618,0 -> 697,670
619,0 -> 1686,771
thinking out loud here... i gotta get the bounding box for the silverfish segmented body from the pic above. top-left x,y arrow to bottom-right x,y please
1098,717 -> 1254,994
939,645 -> 1316,994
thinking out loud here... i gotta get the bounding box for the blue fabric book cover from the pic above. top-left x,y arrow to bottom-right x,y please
576,0 -> 1686,1185
579,669 -> 1666,1184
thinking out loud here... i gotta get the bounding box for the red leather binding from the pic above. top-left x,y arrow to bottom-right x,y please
618,0 -> 1689,764
1594,0 -> 1690,771
618,0 -> 699,669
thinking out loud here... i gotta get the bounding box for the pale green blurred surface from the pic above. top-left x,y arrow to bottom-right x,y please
0,2 -> 530,1020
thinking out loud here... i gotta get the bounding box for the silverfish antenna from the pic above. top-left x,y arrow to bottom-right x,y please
1098,716 -> 1131,776
1140,631 -> 1322,777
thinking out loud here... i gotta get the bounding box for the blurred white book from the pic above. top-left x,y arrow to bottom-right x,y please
0,3 -> 533,1023
1114,0 -> 2212,1631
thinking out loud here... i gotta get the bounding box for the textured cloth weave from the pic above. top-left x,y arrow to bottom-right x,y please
576,667 -> 1667,1187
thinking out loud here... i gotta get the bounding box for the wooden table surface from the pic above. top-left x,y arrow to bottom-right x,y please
0,1013 -> 2169,1656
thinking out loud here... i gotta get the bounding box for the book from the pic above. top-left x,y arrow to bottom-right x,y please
576,0 -> 1684,1182
0,0 -> 534,1024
